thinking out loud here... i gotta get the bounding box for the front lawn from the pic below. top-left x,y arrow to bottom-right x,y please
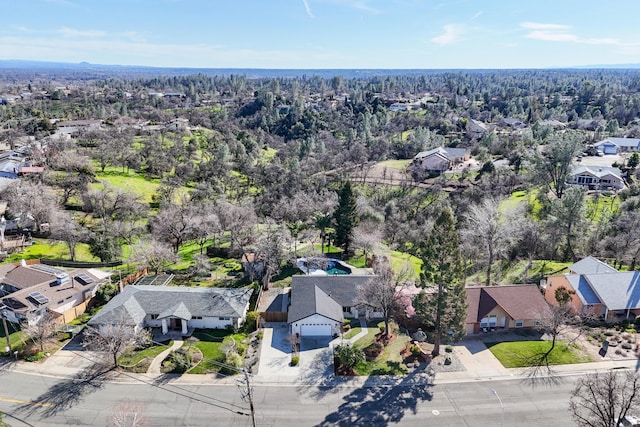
119,342 -> 171,372
486,340 -> 592,368
187,329 -> 248,375
351,322 -> 410,375
343,326 -> 362,340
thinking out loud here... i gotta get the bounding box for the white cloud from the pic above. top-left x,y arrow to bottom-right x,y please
521,22 -> 619,46
432,24 -> 465,46
471,11 -> 483,21
303,0 -> 314,17
59,27 -> 106,38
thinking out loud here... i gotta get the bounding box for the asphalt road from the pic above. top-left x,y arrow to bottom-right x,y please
0,369 -> 577,427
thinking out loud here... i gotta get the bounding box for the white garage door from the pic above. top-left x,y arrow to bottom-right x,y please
300,323 -> 332,336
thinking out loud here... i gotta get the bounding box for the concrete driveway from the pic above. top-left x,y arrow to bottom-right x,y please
257,323 -> 335,382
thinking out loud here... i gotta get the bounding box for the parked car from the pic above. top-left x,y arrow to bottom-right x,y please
616,415 -> 640,426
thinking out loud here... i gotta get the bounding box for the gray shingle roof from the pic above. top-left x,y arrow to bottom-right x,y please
88,285 -> 252,326
287,275 -> 375,323
584,272 -> 640,311
414,146 -> 468,161
565,274 -> 601,305
569,256 -> 617,275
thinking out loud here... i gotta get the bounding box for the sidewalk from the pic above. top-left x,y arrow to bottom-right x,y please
2,330 -> 639,388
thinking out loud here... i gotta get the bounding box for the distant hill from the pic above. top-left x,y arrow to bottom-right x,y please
2,59 -> 640,79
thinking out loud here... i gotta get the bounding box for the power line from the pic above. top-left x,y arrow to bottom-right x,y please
64,348 -> 251,417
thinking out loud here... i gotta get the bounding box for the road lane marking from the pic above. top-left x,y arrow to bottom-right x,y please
0,397 -> 54,407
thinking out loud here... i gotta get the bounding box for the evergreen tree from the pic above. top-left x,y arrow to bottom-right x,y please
333,181 -> 359,255
413,207 -> 467,357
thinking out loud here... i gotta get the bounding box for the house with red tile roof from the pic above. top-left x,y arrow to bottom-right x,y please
465,284 -> 551,335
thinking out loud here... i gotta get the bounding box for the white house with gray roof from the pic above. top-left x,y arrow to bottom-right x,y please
594,137 -> 640,155
88,285 -> 252,335
411,146 -> 469,175
567,165 -> 624,190
287,275 -> 381,337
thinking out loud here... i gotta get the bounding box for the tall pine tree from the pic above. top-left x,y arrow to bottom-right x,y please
413,207 -> 467,357
333,181 -> 358,256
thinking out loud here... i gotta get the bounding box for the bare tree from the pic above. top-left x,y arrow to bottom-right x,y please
152,200 -> 198,253
355,256 -> 406,337
49,210 -> 87,261
526,304 -> 577,377
2,180 -> 60,233
83,324 -> 151,368
570,371 -> 640,427
128,239 -> 178,275
254,221 -> 291,290
109,400 -> 148,427
462,197 -> 516,286
352,220 -> 382,263
23,311 -> 58,353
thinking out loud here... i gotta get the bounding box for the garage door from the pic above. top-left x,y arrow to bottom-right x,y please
603,146 -> 617,155
300,324 -> 332,336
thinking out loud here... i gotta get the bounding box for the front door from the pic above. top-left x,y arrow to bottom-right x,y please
170,318 -> 179,330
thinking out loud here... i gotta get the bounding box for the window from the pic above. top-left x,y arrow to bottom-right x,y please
534,320 -> 542,327
515,320 -> 524,327
488,315 -> 497,327
480,318 -> 488,327
150,314 -> 158,320
219,317 -> 230,321
192,316 -> 202,320
343,306 -> 351,313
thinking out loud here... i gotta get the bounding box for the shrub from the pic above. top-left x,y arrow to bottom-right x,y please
244,311 -> 260,332
343,319 -> 351,325
25,351 -> 46,362
410,345 -> 422,357
445,345 -> 453,353
290,355 -> 299,366
226,352 -> 243,368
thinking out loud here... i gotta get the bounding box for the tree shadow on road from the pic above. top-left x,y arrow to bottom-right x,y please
14,360 -> 115,418
296,347 -> 343,400
314,365 -> 435,427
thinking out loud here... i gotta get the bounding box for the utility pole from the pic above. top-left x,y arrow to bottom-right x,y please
237,369 -> 256,427
1,306 -> 11,353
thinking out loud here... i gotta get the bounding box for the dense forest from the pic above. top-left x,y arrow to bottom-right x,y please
1,67 -> 640,290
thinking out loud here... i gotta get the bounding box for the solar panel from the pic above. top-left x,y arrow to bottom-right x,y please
31,264 -> 66,276
75,273 -> 94,286
28,291 -> 49,305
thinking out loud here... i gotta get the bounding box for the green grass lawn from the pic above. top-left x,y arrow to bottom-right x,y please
351,322 -> 409,375
586,194 -> 619,222
343,326 -> 362,340
119,342 -> 171,368
5,239 -> 100,263
187,329 -> 247,374
94,167 -> 162,204
0,322 -> 28,355
466,259 -> 571,285
486,340 -> 592,368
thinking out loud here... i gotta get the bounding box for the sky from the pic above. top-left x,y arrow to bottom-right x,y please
2,0 -> 640,69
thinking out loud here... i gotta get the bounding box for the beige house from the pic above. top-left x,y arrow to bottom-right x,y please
465,285 -> 550,335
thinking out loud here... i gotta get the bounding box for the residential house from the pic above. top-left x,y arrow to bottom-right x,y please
544,257 -> 640,321
594,137 -> 640,155
287,275 -> 378,337
55,119 -> 103,136
567,165 -> 624,190
465,285 -> 551,335
537,119 -> 567,129
500,118 -> 527,129
411,146 -> 470,175
88,285 -> 252,334
466,118 -> 488,139
0,261 -> 110,325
